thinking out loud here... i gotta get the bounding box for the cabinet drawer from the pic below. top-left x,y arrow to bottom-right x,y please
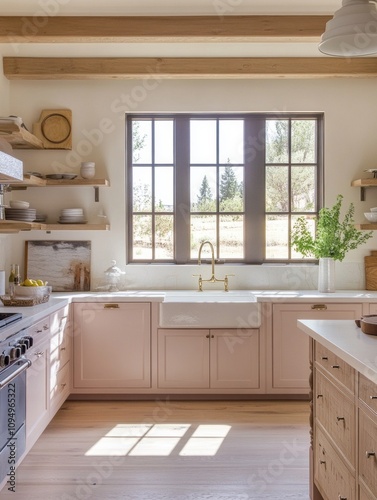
315,426 -> 356,500
359,374 -> 377,415
51,330 -> 70,370
29,316 -> 50,344
315,370 -> 356,467
359,408 -> 377,497
315,342 -> 355,394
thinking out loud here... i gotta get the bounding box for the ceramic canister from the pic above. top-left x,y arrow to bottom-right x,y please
80,162 -> 96,179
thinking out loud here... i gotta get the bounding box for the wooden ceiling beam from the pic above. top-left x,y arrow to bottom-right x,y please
0,15 -> 330,43
4,57 -> 377,79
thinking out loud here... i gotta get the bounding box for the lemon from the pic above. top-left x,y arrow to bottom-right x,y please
23,278 -> 35,286
36,279 -> 45,286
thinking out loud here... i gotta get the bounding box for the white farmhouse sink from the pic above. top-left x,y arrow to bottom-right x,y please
159,290 -> 261,328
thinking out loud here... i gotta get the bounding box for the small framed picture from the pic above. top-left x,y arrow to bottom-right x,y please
25,240 -> 91,291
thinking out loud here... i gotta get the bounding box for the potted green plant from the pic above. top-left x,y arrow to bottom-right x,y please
292,194 -> 373,292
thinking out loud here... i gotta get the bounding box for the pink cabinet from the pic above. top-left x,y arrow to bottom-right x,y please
157,328 -> 260,391
271,303 -> 363,393
73,302 -> 151,390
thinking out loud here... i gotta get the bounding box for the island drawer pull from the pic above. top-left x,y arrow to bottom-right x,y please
311,304 -> 327,310
366,451 -> 376,458
370,395 -> 377,400
336,416 -> 345,422
104,304 -> 119,309
331,365 -> 340,369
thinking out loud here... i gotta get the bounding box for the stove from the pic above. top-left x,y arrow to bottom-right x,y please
0,312 -> 22,329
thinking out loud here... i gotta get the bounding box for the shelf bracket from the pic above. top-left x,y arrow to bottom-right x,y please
360,187 -> 366,202
94,186 -> 99,202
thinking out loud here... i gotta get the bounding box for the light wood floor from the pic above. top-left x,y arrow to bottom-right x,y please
2,400 -> 310,500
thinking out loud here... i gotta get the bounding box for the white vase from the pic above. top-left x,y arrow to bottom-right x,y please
318,257 -> 335,293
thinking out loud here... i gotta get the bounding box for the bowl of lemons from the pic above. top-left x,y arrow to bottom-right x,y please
15,280 -> 51,299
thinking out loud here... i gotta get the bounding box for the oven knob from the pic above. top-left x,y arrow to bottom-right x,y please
9,346 -> 22,360
15,343 -> 26,355
0,354 -> 10,367
19,337 -> 31,350
25,336 -> 34,348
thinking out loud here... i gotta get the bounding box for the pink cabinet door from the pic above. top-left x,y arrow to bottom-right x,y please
272,303 -> 363,390
158,329 -> 209,389
210,329 -> 260,389
73,302 -> 151,388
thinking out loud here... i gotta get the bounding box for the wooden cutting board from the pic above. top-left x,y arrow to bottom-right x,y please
365,252 -> 377,290
32,109 -> 72,149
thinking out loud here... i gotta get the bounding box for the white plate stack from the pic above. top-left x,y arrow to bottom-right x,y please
5,207 -> 37,221
58,208 -> 87,224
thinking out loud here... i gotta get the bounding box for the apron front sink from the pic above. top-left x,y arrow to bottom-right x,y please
159,290 -> 261,328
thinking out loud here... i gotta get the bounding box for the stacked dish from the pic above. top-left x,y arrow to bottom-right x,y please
364,212 -> 377,223
35,213 -> 47,222
58,208 -> 87,224
9,200 -> 29,209
5,207 -> 36,221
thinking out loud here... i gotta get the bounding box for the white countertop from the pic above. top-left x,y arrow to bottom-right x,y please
0,297 -> 69,342
298,319 -> 377,384
52,289 -> 377,303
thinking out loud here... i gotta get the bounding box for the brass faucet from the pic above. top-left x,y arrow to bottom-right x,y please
194,240 -> 233,291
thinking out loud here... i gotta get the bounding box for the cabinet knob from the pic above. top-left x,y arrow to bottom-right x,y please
366,451 -> 376,458
317,394 -> 323,399
205,334 -> 210,339
319,460 -> 326,465
336,416 -> 345,422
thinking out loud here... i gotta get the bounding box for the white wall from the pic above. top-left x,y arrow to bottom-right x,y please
0,71 -> 11,273
5,77 -> 377,290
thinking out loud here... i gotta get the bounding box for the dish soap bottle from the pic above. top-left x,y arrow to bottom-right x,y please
8,264 -> 15,297
14,264 -> 21,288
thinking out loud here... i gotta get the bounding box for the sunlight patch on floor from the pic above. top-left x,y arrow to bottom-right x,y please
85,423 -> 231,457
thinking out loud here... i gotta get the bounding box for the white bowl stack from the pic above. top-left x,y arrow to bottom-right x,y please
58,208 -> 87,224
364,211 -> 377,223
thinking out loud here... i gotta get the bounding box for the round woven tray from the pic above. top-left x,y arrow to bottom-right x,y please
0,294 -> 50,307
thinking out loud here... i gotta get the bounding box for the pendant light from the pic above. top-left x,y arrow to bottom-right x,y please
319,0 -> 377,56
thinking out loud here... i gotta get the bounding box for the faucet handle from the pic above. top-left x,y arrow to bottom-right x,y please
224,274 -> 235,292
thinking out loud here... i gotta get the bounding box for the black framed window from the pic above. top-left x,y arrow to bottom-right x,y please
126,113 -> 323,264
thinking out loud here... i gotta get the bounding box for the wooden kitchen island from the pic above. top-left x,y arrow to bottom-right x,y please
298,319 -> 377,500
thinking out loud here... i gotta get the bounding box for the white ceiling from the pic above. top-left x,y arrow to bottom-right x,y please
0,0 -> 342,58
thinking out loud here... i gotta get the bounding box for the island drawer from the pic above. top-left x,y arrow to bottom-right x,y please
315,370 -> 356,468
359,408 -> 377,497
359,373 -> 377,415
315,425 -> 356,500
315,342 -> 355,394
